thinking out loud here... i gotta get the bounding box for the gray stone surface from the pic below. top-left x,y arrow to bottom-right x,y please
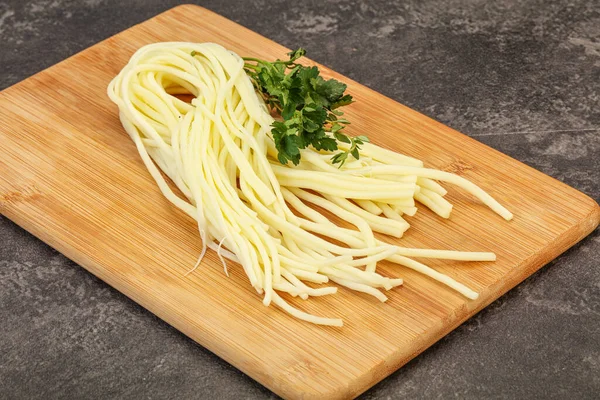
1,0 -> 599,398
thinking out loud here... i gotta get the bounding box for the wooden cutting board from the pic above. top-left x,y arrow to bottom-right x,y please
1,5 -> 598,399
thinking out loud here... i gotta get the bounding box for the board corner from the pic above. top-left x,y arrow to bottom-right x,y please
576,191 -> 600,234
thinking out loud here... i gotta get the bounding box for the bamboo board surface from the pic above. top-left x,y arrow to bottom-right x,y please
0,5 -> 598,399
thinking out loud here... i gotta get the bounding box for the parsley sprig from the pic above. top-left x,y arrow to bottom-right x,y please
242,48 -> 368,166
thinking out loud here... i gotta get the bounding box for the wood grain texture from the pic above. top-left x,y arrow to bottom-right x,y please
0,5 -> 598,399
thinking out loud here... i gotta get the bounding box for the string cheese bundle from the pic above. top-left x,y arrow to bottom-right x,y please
108,42 -> 512,326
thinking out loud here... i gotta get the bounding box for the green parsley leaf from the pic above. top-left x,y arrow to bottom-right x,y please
334,131 -> 351,144
331,94 -> 354,109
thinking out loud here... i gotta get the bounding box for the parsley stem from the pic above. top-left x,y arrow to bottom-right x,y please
241,57 -> 265,63
243,57 -> 296,68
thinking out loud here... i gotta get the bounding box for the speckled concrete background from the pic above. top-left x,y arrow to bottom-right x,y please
1,1 -> 599,399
